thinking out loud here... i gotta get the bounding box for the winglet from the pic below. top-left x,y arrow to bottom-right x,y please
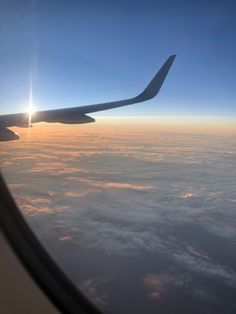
137,55 -> 176,101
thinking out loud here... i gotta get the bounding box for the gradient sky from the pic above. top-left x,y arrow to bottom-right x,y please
0,0 -> 235,116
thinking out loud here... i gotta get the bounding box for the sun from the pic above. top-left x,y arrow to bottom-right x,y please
28,104 -> 35,117
28,104 -> 35,127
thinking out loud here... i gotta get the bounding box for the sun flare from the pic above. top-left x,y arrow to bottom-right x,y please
28,75 -> 35,127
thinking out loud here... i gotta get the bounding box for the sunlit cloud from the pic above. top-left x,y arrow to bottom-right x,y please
101,182 -> 155,191
150,291 -> 161,300
8,183 -> 26,190
65,190 -> 95,198
180,192 -> 198,199
67,177 -> 156,192
1,161 -> 14,167
80,276 -> 112,309
58,236 -> 74,242
144,273 -> 170,301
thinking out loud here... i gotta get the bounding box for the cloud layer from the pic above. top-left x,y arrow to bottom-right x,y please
1,124 -> 236,313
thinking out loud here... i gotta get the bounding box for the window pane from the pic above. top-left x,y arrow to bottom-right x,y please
1,1 -> 236,313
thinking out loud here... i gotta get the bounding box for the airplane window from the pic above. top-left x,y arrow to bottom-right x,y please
1,1 -> 236,314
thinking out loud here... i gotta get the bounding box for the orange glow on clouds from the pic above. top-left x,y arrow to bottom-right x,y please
9,116 -> 236,138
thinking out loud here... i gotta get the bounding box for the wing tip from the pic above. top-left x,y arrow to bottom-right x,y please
137,54 -> 176,101
167,54 -> 177,65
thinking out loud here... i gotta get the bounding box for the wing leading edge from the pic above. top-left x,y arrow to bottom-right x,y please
0,55 -> 176,139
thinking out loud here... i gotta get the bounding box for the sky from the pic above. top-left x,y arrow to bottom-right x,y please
0,0 -> 235,116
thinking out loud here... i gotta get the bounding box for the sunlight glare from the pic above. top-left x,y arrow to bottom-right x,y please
28,76 -> 34,127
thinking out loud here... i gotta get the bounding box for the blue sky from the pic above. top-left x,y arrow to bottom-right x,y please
0,0 -> 235,116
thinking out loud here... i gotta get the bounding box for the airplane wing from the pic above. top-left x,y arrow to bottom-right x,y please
0,55 -> 176,140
